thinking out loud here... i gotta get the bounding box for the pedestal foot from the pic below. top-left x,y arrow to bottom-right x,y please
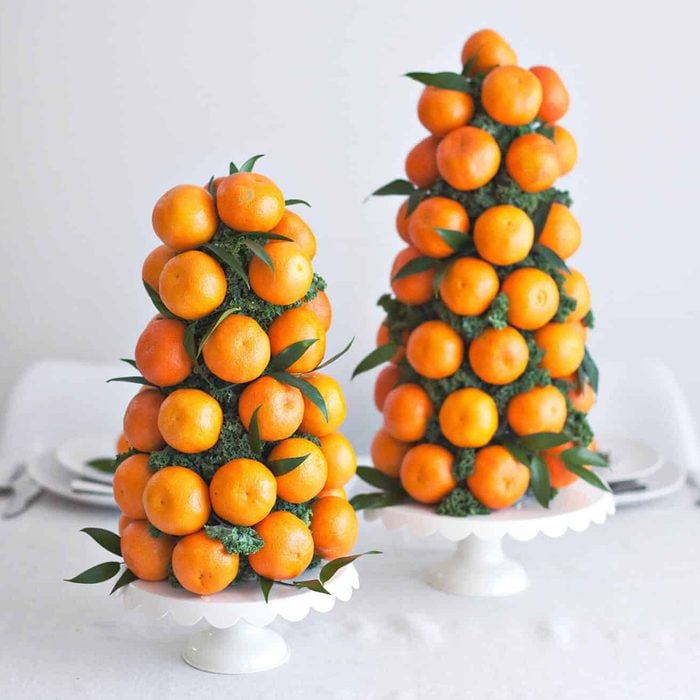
428,535 -> 529,597
182,620 -> 290,674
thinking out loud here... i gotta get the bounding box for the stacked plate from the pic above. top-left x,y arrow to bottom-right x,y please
27,435 -> 118,508
595,434 -> 685,506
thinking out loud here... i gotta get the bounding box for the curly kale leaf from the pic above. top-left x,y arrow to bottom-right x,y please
436,486 -> 490,516
204,524 -> 263,555
452,449 -> 475,479
274,498 -> 313,526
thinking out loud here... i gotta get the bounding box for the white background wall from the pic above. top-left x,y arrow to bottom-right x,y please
0,0 -> 698,454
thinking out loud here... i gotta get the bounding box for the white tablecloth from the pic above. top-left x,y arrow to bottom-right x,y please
1,359 -> 699,699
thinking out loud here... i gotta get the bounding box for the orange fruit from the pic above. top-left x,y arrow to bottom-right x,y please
121,520 -> 176,582
468,326 -> 529,385
159,250 -> 227,321
238,376 -> 304,442
118,514 -> 134,536
152,185 -> 218,251
501,267 -> 560,330
319,432 -> 357,489
301,290 -> 332,332
436,126 -> 501,190
438,387 -> 498,447
248,241 -> 313,306
216,172 -> 285,232
271,209 -> 317,260
201,314 -> 270,383
439,257 -> 499,315
390,245 -> 436,306
171,529 -> 240,594
543,441 -> 596,488
406,320 -> 464,379
473,204 -> 534,265
417,86 -> 475,136
561,268 -> 591,322
143,466 -> 211,536
249,511 -> 314,580
481,66 -> 543,126
534,322 -> 585,378
400,443 -> 457,504
395,199 -> 412,242
135,316 -> 193,387
122,388 -> 165,453
268,437 -> 328,503
374,364 -> 401,411
530,66 -> 570,124
113,453 -> 152,519
382,383 -> 434,442
299,373 -> 347,437
506,133 -> 560,193
370,428 -> 412,478
461,29 -> 517,74
318,486 -> 347,499
309,496 -> 358,560
209,458 -> 277,526
142,245 -> 176,291
539,203 -> 581,259
467,446 -> 530,509
507,384 -> 568,435
267,307 -> 325,374
405,135 -> 440,188
157,388 -> 223,453
408,196 -> 469,259
116,433 -> 130,454
566,375 -> 595,413
376,322 -> 408,363
553,125 -> 577,175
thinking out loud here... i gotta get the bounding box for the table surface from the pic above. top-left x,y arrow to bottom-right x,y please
1,483 -> 698,700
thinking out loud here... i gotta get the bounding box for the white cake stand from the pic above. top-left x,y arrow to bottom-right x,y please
365,482 -> 614,597
122,564 -> 359,674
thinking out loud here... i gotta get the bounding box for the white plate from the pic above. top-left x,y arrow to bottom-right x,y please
595,434 -> 664,484
27,450 -> 118,508
55,434 -> 117,484
614,461 -> 686,507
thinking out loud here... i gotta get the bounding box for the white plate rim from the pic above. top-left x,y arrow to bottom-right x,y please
55,434 -> 117,484
613,461 -> 686,506
595,433 -> 664,484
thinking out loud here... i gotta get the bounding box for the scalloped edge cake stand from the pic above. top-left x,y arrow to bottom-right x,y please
122,564 -> 359,674
365,482 -> 614,597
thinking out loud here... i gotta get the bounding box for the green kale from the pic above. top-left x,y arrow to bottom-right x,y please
436,486 -> 490,517
204,524 -> 264,555
274,498 -> 313,526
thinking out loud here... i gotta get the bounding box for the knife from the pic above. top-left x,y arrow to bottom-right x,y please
2,469 -> 42,518
610,479 -> 648,495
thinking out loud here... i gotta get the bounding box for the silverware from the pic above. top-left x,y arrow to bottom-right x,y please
0,463 -> 25,495
610,479 -> 648,495
70,478 -> 113,496
2,468 -> 42,518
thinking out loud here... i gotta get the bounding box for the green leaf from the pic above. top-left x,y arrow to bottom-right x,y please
81,527 -> 122,556
204,524 -> 263,555
268,338 -> 318,371
106,376 -> 154,386
561,461 -> 611,492
183,323 -> 197,363
391,255 -> 436,282
461,54 -> 478,76
86,457 -> 117,473
319,551 -> 381,584
406,188 -> 427,215
581,348 -> 599,393
351,343 -> 399,378
371,179 -> 416,197
240,231 -> 292,242
239,154 -> 264,172
248,405 -> 262,456
197,308 -> 239,358
405,71 -> 471,93
292,579 -> 330,595
284,198 -> 311,207
110,568 -> 137,594
349,490 -> 406,511
539,124 -> 555,140
531,200 -> 553,239
356,466 -> 403,492
143,281 -> 178,319
207,176 -> 216,198
65,561 -> 121,584
519,432 -> 571,451
270,372 -> 329,421
532,242 -> 570,274
259,576 -> 274,603
120,358 -> 138,369
434,228 -> 468,251
560,446 -> 609,468
433,260 -> 451,295
267,454 -> 309,476
229,161 -> 238,174
242,239 -> 274,270
314,337 -> 354,370
499,438 -> 530,467
529,454 -> 552,508
204,243 -> 250,289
